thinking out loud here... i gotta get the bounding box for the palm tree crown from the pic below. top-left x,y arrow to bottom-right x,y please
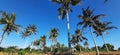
77,6 -> 106,28
49,28 -> 59,43
52,0 -> 81,20
22,24 -> 37,38
71,28 -> 87,45
93,21 -> 117,36
0,12 -> 21,44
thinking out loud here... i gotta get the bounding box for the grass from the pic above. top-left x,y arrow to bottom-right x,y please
0,51 -> 120,55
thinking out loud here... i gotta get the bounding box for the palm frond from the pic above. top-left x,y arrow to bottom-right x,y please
105,26 -> 117,31
92,14 -> 106,20
71,0 -> 81,6
51,0 -> 62,4
77,21 -> 84,26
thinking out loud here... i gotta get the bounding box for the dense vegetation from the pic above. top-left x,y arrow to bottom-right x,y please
0,43 -> 120,55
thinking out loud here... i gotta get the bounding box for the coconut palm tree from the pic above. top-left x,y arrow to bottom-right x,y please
49,28 -> 59,52
83,41 -> 89,52
71,28 -> 87,52
32,39 -> 40,49
93,21 -> 117,52
52,0 -> 81,53
39,35 -> 46,52
22,24 -> 37,49
77,6 -> 106,55
83,41 -> 88,48
0,12 -> 21,44
32,35 -> 46,52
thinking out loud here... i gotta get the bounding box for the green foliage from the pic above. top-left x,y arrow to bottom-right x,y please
52,0 -> 81,20
22,24 -> 37,38
49,28 -> 59,43
0,47 -> 4,52
18,49 -> 26,55
102,43 -> 114,51
0,12 -> 21,44
90,43 -> 114,52
74,44 -> 82,51
118,47 -> 120,51
71,28 -> 88,45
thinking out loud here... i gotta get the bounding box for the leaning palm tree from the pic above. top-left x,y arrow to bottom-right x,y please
0,12 -> 21,44
49,28 -> 59,52
93,21 -> 117,52
77,6 -> 106,55
22,24 -> 37,49
71,28 -> 87,52
52,0 -> 81,53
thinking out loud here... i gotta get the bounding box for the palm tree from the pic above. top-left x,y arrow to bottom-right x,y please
0,12 -> 21,44
39,35 -> 46,52
32,35 -> 46,52
22,24 -> 37,49
32,39 -> 40,48
83,41 -> 88,48
93,21 -> 117,52
52,0 -> 81,53
71,28 -> 87,52
49,28 -> 59,52
77,6 -> 106,55
83,41 -> 89,52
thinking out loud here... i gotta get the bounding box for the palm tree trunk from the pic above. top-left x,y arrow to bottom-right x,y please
101,35 -> 109,53
30,43 -> 33,52
66,10 -> 71,55
89,27 -> 99,55
24,37 -> 30,48
0,30 -> 6,44
80,45 -> 82,52
30,36 -> 36,52
51,41 -> 53,52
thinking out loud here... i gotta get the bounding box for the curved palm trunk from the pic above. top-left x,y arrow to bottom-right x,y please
101,35 -> 109,53
0,30 -> 6,44
66,10 -> 71,55
90,27 -> 99,55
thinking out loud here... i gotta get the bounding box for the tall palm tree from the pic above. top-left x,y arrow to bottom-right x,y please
71,28 -> 87,52
93,21 -> 117,52
49,28 -> 59,52
22,24 -> 37,49
0,12 -> 21,44
77,6 -> 106,55
52,0 -> 81,53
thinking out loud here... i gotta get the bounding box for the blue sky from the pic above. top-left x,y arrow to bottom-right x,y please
0,0 -> 120,49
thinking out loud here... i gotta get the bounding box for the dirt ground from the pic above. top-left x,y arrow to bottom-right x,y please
0,51 -> 120,55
